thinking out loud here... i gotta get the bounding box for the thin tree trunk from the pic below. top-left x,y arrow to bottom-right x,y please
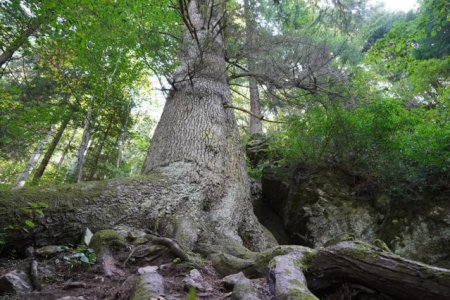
13,129 -> 52,189
66,106 -> 93,183
75,106 -> 93,183
0,21 -> 39,69
56,127 -> 77,171
116,101 -> 132,169
141,0 -> 267,251
87,121 -> 113,181
31,116 -> 71,185
244,0 -> 263,135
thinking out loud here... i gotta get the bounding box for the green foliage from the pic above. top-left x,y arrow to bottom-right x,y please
63,244 -> 96,267
172,257 -> 182,264
186,287 -> 197,300
0,201 -> 48,248
270,97 -> 449,189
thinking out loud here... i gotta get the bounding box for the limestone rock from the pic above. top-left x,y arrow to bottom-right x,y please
0,270 -> 33,295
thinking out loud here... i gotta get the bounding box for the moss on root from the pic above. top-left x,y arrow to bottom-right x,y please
90,229 -> 126,256
295,250 -> 318,272
334,241 -> 375,260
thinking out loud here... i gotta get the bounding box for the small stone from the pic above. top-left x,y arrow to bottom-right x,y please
83,228 -> 93,245
221,272 -> 259,300
183,269 -> 207,291
0,270 -> 33,294
221,272 -> 246,289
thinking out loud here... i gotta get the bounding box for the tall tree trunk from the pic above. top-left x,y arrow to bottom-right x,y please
116,101 -> 132,169
13,129 -> 52,189
31,116 -> 71,185
244,0 -> 263,135
66,106 -> 93,183
56,127 -> 76,171
87,121 -> 113,181
141,0 -> 267,251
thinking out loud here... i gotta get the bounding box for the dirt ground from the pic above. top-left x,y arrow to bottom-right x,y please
0,246 -> 271,300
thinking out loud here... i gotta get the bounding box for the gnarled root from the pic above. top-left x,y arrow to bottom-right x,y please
206,240 -> 450,300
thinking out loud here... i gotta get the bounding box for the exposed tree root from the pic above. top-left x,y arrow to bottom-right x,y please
144,233 -> 191,262
203,241 -> 450,300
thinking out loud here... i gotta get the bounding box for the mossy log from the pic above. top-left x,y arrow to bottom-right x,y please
307,241 -> 450,300
0,176 -> 166,252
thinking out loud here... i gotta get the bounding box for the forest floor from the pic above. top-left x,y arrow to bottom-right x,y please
0,246 -> 271,300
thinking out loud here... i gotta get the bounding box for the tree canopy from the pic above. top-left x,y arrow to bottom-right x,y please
0,0 -> 448,196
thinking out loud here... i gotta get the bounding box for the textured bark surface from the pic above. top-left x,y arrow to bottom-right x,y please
142,0 -> 267,251
13,129 -> 52,189
308,241 -> 450,300
244,0 -> 263,135
32,116 -> 71,184
0,173 -> 199,251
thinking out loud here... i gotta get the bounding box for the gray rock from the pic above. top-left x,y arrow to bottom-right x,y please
0,270 -> 33,294
82,227 -> 93,245
222,272 -> 260,300
222,272 -> 245,289
183,269 -> 209,292
261,165 -> 450,268
262,166 -> 377,248
56,297 -> 87,300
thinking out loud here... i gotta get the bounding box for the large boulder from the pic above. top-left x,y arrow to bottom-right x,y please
261,164 -> 450,267
380,196 -> 450,268
261,165 -> 377,247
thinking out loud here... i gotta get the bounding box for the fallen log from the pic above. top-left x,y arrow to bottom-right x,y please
307,241 -> 450,300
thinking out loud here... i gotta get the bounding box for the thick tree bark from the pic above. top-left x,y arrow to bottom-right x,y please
32,117 -> 71,185
13,129 -> 52,189
141,0 -> 267,251
244,0 -> 263,135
